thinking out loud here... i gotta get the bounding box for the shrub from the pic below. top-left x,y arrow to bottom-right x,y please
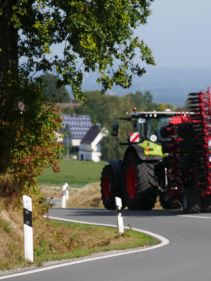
0,75 -> 62,196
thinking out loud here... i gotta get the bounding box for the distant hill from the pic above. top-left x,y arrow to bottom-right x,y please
82,67 -> 211,106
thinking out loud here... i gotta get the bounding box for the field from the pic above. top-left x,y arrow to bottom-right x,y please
38,159 -> 106,186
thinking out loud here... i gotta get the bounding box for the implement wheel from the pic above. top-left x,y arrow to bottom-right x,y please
182,187 -> 201,213
159,191 -> 181,210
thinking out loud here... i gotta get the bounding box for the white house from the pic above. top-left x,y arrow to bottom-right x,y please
79,125 -> 107,162
62,114 -> 93,152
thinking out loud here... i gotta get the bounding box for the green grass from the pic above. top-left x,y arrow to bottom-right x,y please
34,220 -> 159,264
38,159 -> 107,186
0,218 -> 159,271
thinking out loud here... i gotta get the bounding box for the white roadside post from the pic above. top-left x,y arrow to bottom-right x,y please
64,183 -> 69,200
61,183 -> 68,208
23,195 -> 33,262
115,197 -> 124,235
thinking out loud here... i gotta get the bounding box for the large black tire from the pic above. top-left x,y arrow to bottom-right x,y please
201,196 -> 211,212
100,162 -> 124,210
182,187 -> 201,213
122,151 -> 158,210
100,165 -> 116,210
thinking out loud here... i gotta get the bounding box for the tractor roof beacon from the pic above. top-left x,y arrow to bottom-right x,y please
100,90 -> 211,213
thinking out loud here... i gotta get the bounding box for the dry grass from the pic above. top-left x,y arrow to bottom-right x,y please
67,183 -> 103,208
41,182 -> 162,209
66,184 -> 162,209
40,183 -> 104,208
40,184 -> 62,199
0,198 -> 26,270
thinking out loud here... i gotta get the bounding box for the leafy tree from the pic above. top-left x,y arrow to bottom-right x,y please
0,75 -> 62,195
0,0 -> 154,99
40,74 -> 70,103
77,90 -> 158,126
0,1 -> 155,194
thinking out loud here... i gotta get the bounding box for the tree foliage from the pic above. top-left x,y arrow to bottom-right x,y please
0,75 -> 62,195
0,0 -> 154,99
39,74 -> 70,103
0,0 -> 155,194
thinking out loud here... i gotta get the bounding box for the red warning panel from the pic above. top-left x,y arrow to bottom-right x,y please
129,132 -> 140,143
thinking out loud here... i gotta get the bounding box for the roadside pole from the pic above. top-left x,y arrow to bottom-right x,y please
23,195 -> 33,262
61,183 -> 69,208
115,197 -> 124,235
65,183 -> 69,200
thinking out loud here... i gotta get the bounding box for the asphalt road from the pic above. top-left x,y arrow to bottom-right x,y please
2,208 -> 211,281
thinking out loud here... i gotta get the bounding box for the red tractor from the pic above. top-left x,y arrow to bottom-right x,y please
100,90 -> 211,213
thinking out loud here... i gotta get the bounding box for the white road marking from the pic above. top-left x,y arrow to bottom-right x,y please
0,216 -> 169,280
179,214 -> 211,219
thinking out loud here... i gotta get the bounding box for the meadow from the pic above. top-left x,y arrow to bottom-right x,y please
38,159 -> 107,186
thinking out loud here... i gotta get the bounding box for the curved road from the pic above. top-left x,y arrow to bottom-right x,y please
1,208 -> 211,280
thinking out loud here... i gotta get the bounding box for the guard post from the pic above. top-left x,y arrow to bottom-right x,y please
64,183 -> 69,200
61,183 -> 68,208
23,195 -> 33,262
115,197 -> 124,235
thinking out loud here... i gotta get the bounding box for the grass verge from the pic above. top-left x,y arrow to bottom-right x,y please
0,216 -> 159,271
34,220 -> 159,264
38,159 -> 106,186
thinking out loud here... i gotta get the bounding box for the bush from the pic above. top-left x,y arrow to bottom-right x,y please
0,75 -> 62,195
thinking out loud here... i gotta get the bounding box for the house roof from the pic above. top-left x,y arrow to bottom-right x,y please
81,125 -> 100,144
62,114 -> 92,139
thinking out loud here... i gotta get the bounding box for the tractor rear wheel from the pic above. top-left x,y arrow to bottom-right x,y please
100,165 -> 116,210
123,152 -> 157,210
100,162 -> 125,210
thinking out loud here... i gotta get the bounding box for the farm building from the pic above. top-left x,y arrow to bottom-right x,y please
62,114 -> 93,148
79,125 -> 107,162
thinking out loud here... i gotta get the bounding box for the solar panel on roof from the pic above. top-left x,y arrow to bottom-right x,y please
61,114 -> 93,140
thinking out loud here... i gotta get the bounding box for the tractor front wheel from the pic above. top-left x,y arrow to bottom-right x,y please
123,152 -> 157,210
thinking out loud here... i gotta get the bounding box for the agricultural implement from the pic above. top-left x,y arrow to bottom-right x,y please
100,90 -> 211,213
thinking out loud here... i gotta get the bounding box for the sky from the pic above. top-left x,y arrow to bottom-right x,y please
51,1 -> 211,69
140,0 -> 211,68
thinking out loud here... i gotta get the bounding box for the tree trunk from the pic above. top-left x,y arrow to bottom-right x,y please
0,0 -> 18,89
0,1 -> 18,173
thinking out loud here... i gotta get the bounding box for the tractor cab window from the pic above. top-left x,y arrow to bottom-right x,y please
159,117 -> 171,128
147,117 -> 171,142
157,117 -> 171,141
147,118 -> 159,141
136,118 -> 146,140
134,116 -> 171,142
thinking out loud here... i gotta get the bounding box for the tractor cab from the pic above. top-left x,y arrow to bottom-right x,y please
132,115 -> 171,143
112,110 -> 180,142
112,110 -> 181,158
